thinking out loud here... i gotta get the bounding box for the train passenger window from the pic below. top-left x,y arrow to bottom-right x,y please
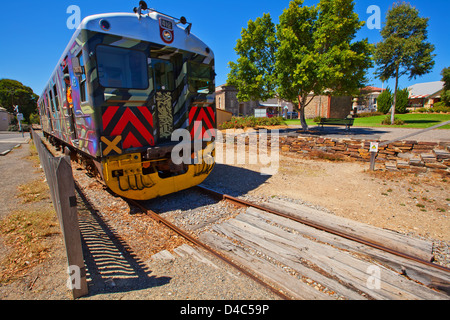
188,61 -> 214,94
96,45 -> 149,90
152,59 -> 174,91
48,91 -> 56,113
77,53 -> 88,102
53,84 -> 60,111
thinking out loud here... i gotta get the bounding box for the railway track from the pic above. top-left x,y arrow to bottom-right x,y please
196,186 -> 450,274
126,197 -> 292,300
38,131 -> 450,299
127,185 -> 450,300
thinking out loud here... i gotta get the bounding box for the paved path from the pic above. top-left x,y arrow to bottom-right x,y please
282,125 -> 450,143
0,131 -> 31,155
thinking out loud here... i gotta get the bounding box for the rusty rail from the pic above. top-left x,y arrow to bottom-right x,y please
196,185 -> 450,275
126,198 -> 292,300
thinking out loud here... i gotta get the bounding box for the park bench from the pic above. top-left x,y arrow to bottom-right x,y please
318,117 -> 354,130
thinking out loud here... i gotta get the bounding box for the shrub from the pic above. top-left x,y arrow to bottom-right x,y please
219,116 -> 286,129
442,89 -> 450,107
377,88 -> 393,114
8,124 -> 31,132
415,105 -> 450,113
381,115 -> 405,125
395,88 -> 409,114
29,113 -> 41,124
356,111 -> 383,118
432,105 -> 450,113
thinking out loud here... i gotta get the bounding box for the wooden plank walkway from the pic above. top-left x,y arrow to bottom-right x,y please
199,200 -> 450,300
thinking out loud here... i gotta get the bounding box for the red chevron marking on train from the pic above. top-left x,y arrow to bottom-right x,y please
102,106 -> 120,131
189,106 -> 215,140
110,108 -> 153,143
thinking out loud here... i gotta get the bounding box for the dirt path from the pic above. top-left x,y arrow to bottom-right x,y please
0,145 -> 70,299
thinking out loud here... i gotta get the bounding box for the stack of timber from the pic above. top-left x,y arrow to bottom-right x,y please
200,199 -> 450,300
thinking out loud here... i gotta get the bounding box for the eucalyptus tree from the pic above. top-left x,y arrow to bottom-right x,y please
374,2 -> 435,123
228,0 -> 373,130
276,0 -> 372,129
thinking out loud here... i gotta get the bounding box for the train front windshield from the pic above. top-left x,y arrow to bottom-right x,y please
95,44 -> 213,97
96,45 -> 149,90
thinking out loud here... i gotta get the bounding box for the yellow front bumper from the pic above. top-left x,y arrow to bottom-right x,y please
102,151 -> 215,201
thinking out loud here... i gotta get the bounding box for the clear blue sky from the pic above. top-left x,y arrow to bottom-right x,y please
0,0 -> 448,96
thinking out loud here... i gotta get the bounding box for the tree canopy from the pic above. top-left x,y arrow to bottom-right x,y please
227,13 -> 278,102
374,2 -> 435,122
0,79 -> 39,123
228,0 -> 373,130
441,67 -> 450,106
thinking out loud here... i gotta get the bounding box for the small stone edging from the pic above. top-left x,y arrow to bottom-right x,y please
279,135 -> 450,175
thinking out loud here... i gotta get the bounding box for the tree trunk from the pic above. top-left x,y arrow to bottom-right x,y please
391,64 -> 400,125
298,96 -> 309,131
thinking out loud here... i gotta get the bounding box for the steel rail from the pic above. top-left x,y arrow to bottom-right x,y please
196,185 -> 450,274
126,198 -> 292,300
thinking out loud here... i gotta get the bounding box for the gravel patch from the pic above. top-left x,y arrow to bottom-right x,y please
72,164 -> 279,300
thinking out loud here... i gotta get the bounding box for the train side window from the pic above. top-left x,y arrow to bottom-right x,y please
43,94 -> 49,113
187,61 -> 214,94
76,53 -> 88,102
48,91 -> 56,113
53,84 -> 60,111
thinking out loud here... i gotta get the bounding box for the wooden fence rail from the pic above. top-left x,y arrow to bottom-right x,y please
30,130 -> 88,299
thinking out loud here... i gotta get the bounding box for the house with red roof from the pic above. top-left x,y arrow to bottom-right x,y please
408,81 -> 444,110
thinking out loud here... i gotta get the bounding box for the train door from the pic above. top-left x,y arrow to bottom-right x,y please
44,91 -> 53,132
62,57 -> 77,140
50,81 -> 63,137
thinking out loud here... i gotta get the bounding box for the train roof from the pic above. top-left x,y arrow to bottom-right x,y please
79,12 -> 213,58
39,10 -> 213,100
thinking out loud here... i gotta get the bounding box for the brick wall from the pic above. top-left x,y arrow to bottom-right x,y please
215,85 -> 259,116
329,96 -> 353,119
304,96 -> 329,118
304,95 -> 353,119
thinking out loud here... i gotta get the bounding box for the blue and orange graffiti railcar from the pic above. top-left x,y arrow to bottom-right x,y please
37,2 -> 216,200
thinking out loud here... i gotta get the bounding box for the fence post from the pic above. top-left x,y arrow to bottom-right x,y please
30,130 -> 88,299
55,157 -> 89,299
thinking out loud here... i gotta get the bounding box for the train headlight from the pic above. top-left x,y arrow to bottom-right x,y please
162,30 -> 173,42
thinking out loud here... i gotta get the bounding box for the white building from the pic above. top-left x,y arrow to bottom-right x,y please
353,86 -> 385,113
408,81 -> 444,110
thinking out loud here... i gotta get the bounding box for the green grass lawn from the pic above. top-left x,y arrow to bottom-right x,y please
285,114 -> 450,129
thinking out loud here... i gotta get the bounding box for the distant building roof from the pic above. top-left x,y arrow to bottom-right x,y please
408,81 -> 444,99
361,86 -> 385,93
